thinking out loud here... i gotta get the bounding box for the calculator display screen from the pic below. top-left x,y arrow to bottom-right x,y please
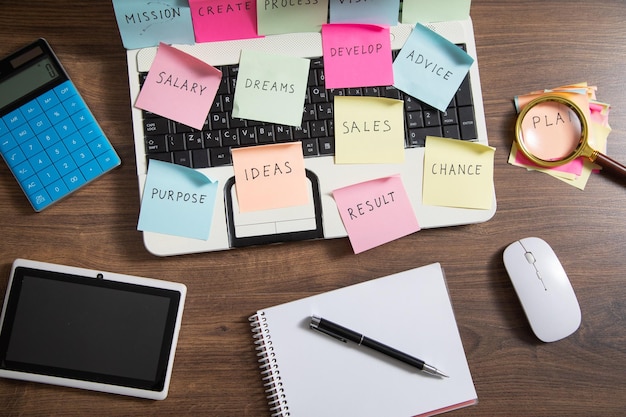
0,56 -> 60,110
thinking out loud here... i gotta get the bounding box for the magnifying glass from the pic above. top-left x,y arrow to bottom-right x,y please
515,94 -> 626,178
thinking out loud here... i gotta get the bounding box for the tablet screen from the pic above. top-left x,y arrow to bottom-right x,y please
0,266 -> 182,392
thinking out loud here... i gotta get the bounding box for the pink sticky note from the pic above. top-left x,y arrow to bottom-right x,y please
321,24 -> 393,89
232,142 -> 309,212
189,0 -> 261,43
514,147 -> 583,176
333,175 -> 420,254
135,43 -> 222,130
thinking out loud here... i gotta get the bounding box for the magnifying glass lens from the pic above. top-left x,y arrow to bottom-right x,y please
519,101 -> 582,161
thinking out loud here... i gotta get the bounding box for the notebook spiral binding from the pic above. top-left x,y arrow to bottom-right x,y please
249,312 -> 290,417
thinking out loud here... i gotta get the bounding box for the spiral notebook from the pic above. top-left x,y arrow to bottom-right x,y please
248,263 -> 477,417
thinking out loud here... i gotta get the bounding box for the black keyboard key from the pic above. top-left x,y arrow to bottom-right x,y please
145,136 -> 167,153
423,110 -> 441,127
256,126 -> 275,143
167,133 -> 186,151
144,118 -> 170,136
456,75 -> 473,107
408,126 -> 442,147
442,109 -> 458,125
275,125 -> 292,142
443,125 -> 461,140
184,132 -> 204,149
210,113 -> 229,130
203,131 -> 221,148
173,150 -> 192,167
148,153 -> 172,163
222,129 -> 240,147
210,147 -> 231,166
319,137 -> 335,155
406,111 -> 423,129
192,149 -> 210,168
309,120 -> 327,138
302,138 -> 319,157
458,106 -> 477,140
239,127 -> 257,145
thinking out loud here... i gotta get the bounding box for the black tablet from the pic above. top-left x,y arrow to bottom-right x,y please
0,259 -> 186,399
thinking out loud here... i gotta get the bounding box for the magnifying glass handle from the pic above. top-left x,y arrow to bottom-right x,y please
593,152 -> 626,179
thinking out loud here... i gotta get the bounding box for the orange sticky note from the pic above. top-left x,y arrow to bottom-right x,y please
232,142 -> 308,212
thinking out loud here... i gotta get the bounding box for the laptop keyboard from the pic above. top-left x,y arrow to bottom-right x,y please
140,48 -> 477,169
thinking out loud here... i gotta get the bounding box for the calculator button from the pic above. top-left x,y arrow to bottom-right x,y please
13,160 -> 34,182
97,150 -> 121,171
63,170 -> 86,191
63,132 -> 85,152
1,133 -> 17,152
31,151 -> 52,170
12,124 -> 35,143
80,159 -> 103,181
23,176 -> 44,195
5,147 -> 26,168
54,118 -> 77,138
54,81 -> 76,100
0,118 -> 7,136
71,145 -> 94,167
30,190 -> 52,212
29,114 -> 52,134
39,128 -> 61,147
38,165 -> 61,186
71,109 -> 92,129
62,95 -> 83,115
47,104 -> 69,124
21,138 -> 44,158
21,99 -> 43,120
3,108 -> 26,129
37,90 -> 60,110
55,155 -> 77,175
88,136 -> 109,156
46,179 -> 69,201
80,122 -> 102,142
47,143 -> 69,162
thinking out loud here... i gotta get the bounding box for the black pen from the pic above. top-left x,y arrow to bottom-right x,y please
309,316 -> 448,378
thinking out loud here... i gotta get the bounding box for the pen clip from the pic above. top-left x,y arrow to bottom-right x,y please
309,316 -> 348,343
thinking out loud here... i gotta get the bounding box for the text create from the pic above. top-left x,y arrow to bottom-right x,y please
197,1 -> 252,16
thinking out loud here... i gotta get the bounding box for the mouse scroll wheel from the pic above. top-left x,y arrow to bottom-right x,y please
524,251 -> 536,264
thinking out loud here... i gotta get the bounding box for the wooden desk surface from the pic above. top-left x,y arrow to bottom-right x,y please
1,1 -> 625,416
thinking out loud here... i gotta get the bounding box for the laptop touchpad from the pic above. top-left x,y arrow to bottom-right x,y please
224,170 -> 324,247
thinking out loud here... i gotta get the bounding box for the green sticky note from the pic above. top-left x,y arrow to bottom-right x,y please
401,0 -> 471,24
233,50 -> 310,127
256,0 -> 329,35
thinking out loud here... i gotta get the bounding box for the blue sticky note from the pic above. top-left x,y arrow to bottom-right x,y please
112,0 -> 195,49
392,23 -> 474,112
329,0 -> 400,26
137,160 -> 218,240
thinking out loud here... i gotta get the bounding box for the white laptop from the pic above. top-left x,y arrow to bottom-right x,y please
125,18 -> 495,256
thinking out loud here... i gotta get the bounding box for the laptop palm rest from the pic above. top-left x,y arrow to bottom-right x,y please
225,169 -> 324,248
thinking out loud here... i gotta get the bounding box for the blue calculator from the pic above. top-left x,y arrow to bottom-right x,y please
0,39 -> 120,211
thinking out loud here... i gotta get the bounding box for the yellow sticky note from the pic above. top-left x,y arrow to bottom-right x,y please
232,142 -> 308,212
423,136 -> 495,209
334,96 -> 405,164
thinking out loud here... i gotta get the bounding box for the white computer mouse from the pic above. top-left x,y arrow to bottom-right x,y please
503,237 -> 581,342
